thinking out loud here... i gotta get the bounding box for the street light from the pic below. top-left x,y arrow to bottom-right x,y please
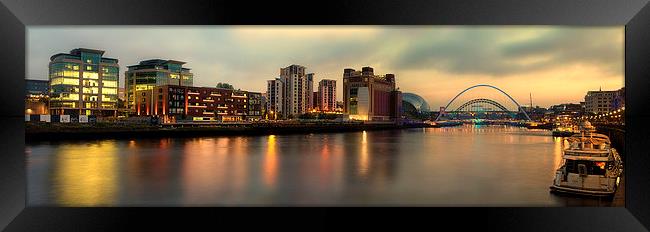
269,110 -> 277,120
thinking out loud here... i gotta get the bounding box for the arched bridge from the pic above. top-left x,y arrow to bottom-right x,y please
435,84 -> 531,121
454,98 -> 509,112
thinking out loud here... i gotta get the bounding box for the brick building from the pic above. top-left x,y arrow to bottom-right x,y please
135,85 -> 262,123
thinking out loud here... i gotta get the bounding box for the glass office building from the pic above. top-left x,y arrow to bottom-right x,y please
125,59 -> 194,111
49,48 -> 119,116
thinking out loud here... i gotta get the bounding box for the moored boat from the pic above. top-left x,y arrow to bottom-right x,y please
550,121 -> 623,197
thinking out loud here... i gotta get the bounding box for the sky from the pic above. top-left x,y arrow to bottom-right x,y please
27,26 -> 624,109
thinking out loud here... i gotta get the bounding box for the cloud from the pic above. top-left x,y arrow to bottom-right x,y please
27,26 -> 623,107
390,27 -> 622,77
501,27 -> 623,75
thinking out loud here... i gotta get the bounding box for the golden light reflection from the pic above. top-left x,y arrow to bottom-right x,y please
319,137 -> 332,185
128,140 -> 136,148
152,139 -> 172,179
552,137 -> 564,176
54,141 -> 118,206
358,131 -> 369,177
320,139 -> 330,170
264,135 -> 278,188
231,137 -> 249,192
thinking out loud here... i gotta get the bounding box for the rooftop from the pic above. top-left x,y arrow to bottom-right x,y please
70,48 -> 105,56
50,48 -> 117,62
128,59 -> 188,68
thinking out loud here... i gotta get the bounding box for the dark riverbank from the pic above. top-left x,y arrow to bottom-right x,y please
25,121 -> 437,142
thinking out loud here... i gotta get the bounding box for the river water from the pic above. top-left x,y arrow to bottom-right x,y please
26,125 -> 616,206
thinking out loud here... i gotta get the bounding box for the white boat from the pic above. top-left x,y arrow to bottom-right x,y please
549,120 -> 623,197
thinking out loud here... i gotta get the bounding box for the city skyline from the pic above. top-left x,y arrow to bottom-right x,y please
27,26 -> 623,108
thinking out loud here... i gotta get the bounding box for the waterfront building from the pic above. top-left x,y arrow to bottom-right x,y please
266,65 -> 314,118
48,48 -> 119,116
401,92 -> 430,119
306,73 -> 314,111
317,79 -> 337,112
401,93 -> 430,113
612,87 -> 625,110
125,59 -> 194,111
135,85 -> 261,123
549,103 -> 584,115
118,87 -> 125,101
260,93 -> 268,119
266,78 -> 284,119
343,66 -> 401,121
25,79 -> 49,115
584,88 -> 617,114
26,79 -> 49,95
248,92 -> 263,121
336,101 -> 344,112
280,65 -> 312,117
391,90 -> 403,120
521,106 -> 549,121
313,91 -> 319,110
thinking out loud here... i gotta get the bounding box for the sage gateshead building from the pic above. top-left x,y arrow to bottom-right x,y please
48,48 -> 119,116
125,59 -> 194,112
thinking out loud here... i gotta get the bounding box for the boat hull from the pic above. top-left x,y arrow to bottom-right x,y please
549,184 -> 615,197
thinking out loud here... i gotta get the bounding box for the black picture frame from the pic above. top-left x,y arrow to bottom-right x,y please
1,0 -> 650,231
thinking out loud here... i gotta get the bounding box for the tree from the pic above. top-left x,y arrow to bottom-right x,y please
216,82 -> 234,89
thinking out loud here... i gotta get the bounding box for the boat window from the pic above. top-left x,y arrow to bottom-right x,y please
564,160 -> 607,175
578,164 -> 587,175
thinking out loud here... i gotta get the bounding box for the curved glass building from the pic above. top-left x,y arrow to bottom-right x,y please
402,92 -> 430,113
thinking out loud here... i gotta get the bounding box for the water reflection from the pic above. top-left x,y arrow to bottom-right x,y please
26,126 -> 617,206
264,135 -> 278,189
53,141 -> 119,206
358,131 -> 369,178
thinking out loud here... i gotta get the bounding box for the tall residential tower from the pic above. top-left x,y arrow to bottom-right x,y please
267,64 -> 314,118
317,79 -> 337,112
266,78 -> 284,119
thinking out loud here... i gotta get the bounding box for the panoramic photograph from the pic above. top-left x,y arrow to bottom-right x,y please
24,26 -> 625,206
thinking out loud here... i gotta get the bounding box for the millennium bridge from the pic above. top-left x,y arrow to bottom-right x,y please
435,84 -> 532,122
